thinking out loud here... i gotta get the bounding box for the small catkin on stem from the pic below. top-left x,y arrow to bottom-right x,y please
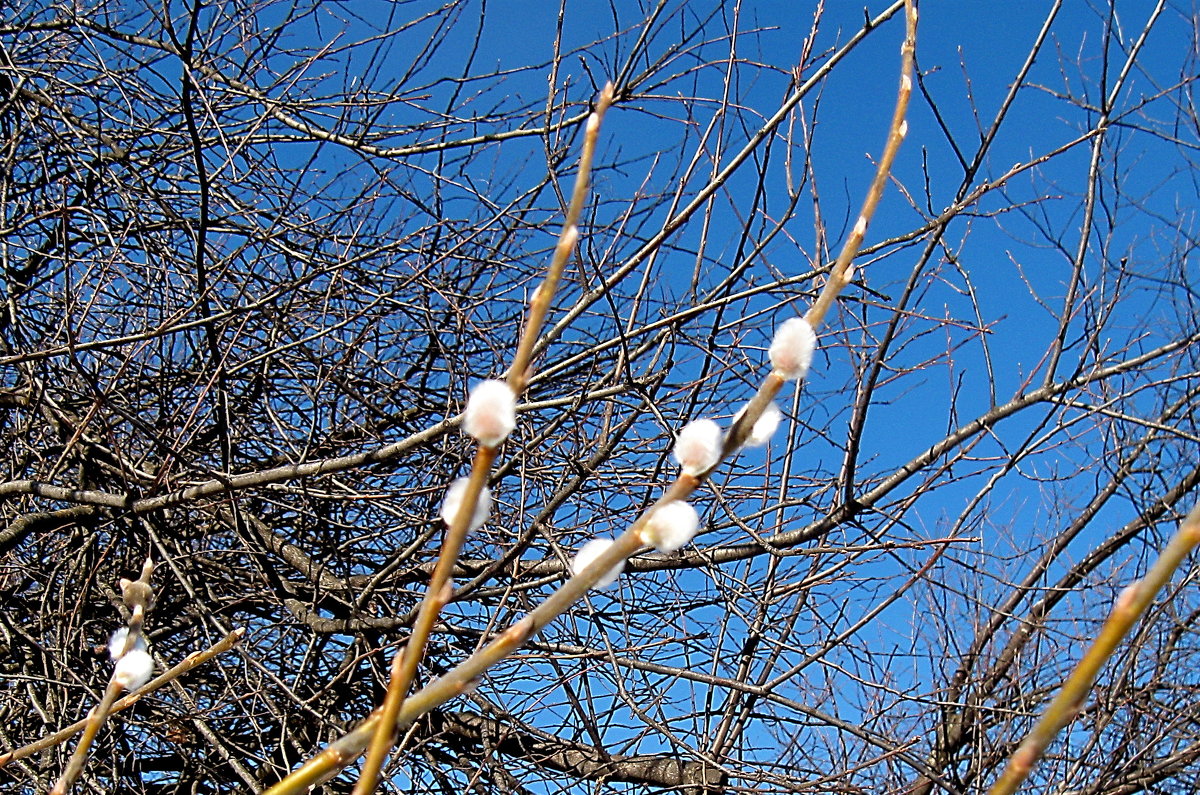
733,401 -> 782,448
640,501 -> 700,553
112,650 -> 155,692
768,317 -> 817,381
571,538 -> 625,588
439,477 -> 492,532
673,419 -> 723,476
463,379 -> 517,447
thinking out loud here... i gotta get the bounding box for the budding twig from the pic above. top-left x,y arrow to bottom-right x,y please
805,0 -> 915,331
352,83 -> 616,795
0,628 -> 245,769
50,558 -> 157,795
987,501 -> 1200,795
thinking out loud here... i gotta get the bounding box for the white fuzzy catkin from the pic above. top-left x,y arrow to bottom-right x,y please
113,649 -> 154,691
108,628 -> 147,661
440,477 -> 493,532
768,317 -> 817,381
673,418 -> 723,476
733,401 -> 782,448
641,501 -> 700,552
571,538 -> 624,588
463,379 -> 516,446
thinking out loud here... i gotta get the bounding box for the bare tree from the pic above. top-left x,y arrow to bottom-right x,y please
0,1 -> 1197,793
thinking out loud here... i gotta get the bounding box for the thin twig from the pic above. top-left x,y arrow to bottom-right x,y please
805,0 -> 915,330
49,681 -> 122,795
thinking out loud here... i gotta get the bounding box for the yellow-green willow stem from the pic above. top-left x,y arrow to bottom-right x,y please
988,501 -> 1200,795
352,84 -> 616,795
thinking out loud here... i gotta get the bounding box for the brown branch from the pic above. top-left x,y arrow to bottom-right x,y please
432,710 -> 726,793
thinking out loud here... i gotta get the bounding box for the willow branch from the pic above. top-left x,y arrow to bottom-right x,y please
0,629 -> 245,768
987,501 -> 1200,795
49,559 -> 156,795
353,84 -> 616,795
